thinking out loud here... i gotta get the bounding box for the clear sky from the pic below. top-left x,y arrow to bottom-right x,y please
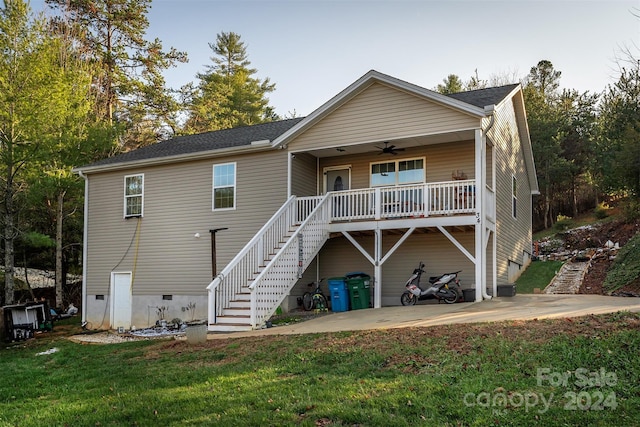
33,0 -> 639,117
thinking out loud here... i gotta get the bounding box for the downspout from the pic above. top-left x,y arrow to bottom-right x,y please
78,170 -> 89,323
287,151 -> 293,197
481,107 -> 496,300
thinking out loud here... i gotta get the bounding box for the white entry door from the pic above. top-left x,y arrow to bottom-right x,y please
111,272 -> 132,330
323,166 -> 351,193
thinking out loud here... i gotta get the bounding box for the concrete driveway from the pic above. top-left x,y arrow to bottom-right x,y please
211,294 -> 640,339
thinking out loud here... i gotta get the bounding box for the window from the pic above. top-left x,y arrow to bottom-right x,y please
370,158 -> 425,186
213,163 -> 236,210
512,175 -> 517,219
124,174 -> 143,217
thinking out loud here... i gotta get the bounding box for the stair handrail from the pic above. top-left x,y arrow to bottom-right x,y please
206,195 -> 297,292
248,193 -> 331,327
248,193 -> 330,291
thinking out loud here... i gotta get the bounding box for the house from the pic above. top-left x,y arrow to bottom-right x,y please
74,70 -> 539,332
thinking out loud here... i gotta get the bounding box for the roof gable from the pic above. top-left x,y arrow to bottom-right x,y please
273,70 -> 493,148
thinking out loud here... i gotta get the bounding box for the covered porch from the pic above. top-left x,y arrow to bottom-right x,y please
287,126 -> 497,309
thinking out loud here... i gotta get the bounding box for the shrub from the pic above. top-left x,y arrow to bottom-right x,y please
594,202 -> 610,220
604,232 -> 640,293
553,214 -> 574,231
622,198 -> 640,222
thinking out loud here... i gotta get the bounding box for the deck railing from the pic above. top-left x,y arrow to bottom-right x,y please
328,179 -> 477,221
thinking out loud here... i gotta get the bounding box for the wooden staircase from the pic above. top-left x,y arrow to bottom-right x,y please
207,194 -> 329,332
210,287 -> 252,332
210,231 -> 295,332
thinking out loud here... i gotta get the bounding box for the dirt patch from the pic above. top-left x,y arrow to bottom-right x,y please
554,219 -> 640,295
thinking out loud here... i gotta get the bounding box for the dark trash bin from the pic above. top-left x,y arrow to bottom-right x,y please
462,288 -> 475,302
345,272 -> 371,310
328,277 -> 349,312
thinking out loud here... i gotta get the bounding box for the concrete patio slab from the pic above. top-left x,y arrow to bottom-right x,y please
209,294 -> 640,339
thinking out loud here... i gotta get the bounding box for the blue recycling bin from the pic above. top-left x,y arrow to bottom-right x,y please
328,277 -> 349,312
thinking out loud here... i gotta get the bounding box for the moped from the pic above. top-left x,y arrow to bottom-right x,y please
400,262 -> 461,305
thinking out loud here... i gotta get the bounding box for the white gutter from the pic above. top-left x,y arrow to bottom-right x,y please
72,141 -> 274,175
78,170 -> 89,323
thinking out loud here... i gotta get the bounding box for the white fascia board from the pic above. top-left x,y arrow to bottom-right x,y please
72,143 -> 273,175
271,70 -> 487,149
511,88 -> 539,194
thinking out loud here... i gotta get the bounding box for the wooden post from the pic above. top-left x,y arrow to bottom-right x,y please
209,228 -> 228,279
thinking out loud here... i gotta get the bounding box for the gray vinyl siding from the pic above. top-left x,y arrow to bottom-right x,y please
291,152 -> 317,196
489,98 -> 533,285
318,141 -> 475,191
84,149 -> 289,298
290,82 -> 480,152
318,231 -> 475,306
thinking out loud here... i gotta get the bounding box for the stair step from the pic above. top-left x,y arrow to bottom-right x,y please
229,300 -> 251,309
215,315 -> 250,325
209,323 -> 253,332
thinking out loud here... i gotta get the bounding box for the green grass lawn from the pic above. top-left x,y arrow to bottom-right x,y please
1,313 -> 639,426
516,260 -> 564,294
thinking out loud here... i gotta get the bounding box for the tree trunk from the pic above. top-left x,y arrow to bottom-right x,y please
543,185 -> 551,229
4,186 -> 15,305
55,190 -> 65,309
572,176 -> 578,218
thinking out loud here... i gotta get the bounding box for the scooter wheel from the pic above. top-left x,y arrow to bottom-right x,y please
443,287 -> 460,304
401,291 -> 417,306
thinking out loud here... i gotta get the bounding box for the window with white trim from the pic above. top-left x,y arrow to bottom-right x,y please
213,163 -> 236,210
124,174 -> 144,217
512,174 -> 517,219
370,158 -> 425,186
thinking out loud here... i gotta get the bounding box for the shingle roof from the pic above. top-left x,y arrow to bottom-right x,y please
79,82 -> 520,171
446,84 -> 519,109
81,117 -> 305,169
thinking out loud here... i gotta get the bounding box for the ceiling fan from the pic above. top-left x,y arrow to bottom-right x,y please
376,141 -> 405,155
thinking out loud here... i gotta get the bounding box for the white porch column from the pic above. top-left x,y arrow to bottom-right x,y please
287,151 -> 293,197
474,129 -> 485,302
493,228 -> 498,296
374,228 -> 382,308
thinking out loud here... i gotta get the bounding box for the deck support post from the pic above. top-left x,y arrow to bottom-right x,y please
342,226 -> 415,309
374,228 -> 382,308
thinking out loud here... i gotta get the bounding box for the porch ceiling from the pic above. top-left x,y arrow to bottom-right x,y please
295,129 -> 475,158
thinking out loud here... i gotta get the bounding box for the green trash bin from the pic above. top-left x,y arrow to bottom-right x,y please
345,272 -> 371,310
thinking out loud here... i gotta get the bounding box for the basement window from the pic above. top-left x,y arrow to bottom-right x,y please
162,295 -> 173,301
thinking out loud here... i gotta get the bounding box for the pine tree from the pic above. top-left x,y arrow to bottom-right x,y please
183,31 -> 278,134
46,0 -> 187,149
